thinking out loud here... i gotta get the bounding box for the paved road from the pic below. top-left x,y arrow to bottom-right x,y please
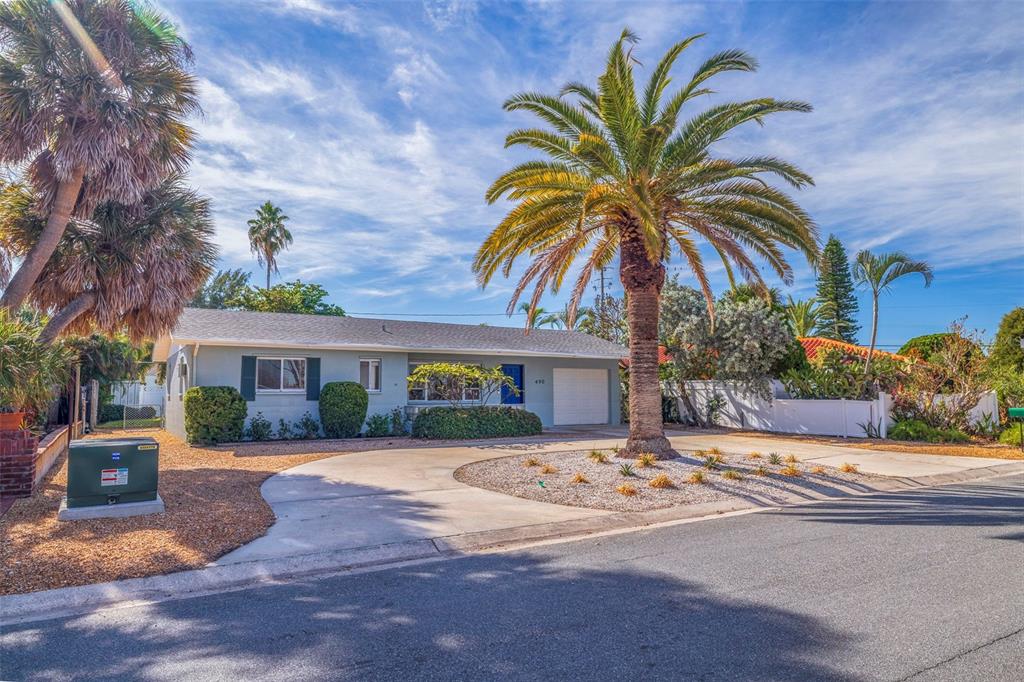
3,478 -> 1022,681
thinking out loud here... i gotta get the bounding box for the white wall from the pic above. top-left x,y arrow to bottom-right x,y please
679,381 -> 999,438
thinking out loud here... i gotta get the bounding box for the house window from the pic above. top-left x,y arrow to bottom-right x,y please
257,357 -> 306,392
407,363 -> 481,402
360,358 -> 381,392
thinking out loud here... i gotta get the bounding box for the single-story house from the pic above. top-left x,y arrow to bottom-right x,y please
153,308 -> 626,440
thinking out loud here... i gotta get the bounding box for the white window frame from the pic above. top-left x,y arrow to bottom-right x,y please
407,363 -> 481,403
177,355 -> 189,401
256,356 -> 307,394
360,358 -> 382,393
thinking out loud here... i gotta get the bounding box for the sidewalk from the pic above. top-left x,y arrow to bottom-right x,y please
2,432 -> 1021,625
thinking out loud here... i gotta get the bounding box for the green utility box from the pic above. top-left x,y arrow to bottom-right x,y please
66,437 -> 159,508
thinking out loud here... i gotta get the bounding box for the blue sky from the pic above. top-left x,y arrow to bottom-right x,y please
162,0 -> 1023,348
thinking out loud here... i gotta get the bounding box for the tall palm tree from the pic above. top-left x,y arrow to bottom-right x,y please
247,202 -> 293,289
784,296 -> 823,337
0,0 -> 198,311
554,303 -> 596,331
475,30 -> 819,455
518,302 -> 560,329
0,175 -> 217,343
853,250 -> 933,373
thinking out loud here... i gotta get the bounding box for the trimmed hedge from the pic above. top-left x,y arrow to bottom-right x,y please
319,381 -> 368,438
889,418 -> 969,444
412,406 -> 543,440
183,386 -> 247,444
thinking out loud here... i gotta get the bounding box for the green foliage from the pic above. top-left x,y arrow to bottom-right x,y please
815,235 -> 860,343
989,308 -> 1024,374
230,280 -> 345,316
276,419 -> 294,440
411,406 -> 542,440
999,424 -> 1023,447
898,333 -> 956,361
365,414 -> 390,438
988,366 -> 1024,424
389,407 -> 408,436
183,386 -> 247,445
768,452 -> 784,465
319,381 -> 368,438
246,412 -> 273,441
190,269 -> 252,309
0,310 -> 73,415
784,296 -> 823,337
296,411 -> 321,439
99,404 -> 125,423
889,419 -> 969,444
618,462 -> 635,477
65,333 -> 151,407
247,202 -> 293,288
781,347 -> 907,400
406,363 -> 516,407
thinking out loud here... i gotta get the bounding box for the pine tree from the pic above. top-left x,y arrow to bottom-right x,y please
814,235 -> 860,343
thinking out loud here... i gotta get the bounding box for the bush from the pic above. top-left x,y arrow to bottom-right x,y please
276,418 -> 294,440
389,407 -> 408,436
183,386 -> 246,444
365,413 -> 390,438
411,406 -> 542,440
999,424 -> 1023,447
296,411 -> 321,439
889,419 -> 969,444
246,412 -> 273,441
99,403 -> 125,423
319,382 -> 368,438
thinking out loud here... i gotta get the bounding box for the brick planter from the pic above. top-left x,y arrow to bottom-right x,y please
0,428 -> 41,500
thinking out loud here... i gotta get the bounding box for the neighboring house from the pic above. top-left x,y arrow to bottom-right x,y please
797,337 -> 912,363
152,308 -> 626,440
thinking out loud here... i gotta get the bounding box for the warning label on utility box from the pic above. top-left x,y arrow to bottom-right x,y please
100,468 -> 128,486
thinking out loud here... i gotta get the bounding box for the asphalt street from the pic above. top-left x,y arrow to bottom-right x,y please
2,477 -> 1022,681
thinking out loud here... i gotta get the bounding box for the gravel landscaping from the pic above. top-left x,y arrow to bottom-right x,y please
735,430 -> 1024,461
454,447 -> 886,513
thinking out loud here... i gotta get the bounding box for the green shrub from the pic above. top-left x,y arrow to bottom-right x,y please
412,406 -> 542,440
319,381 -> 368,438
99,403 -> 124,423
276,419 -> 294,440
365,413 -> 390,438
889,419 -> 969,444
246,412 -> 273,441
389,407 -> 408,436
183,386 -> 246,444
999,424 -> 1023,447
296,411 -> 321,439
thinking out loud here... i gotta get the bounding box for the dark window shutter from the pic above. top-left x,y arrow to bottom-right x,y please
306,357 -> 321,401
241,355 -> 256,401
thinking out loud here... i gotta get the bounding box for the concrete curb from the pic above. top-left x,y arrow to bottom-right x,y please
3,462 -> 1021,626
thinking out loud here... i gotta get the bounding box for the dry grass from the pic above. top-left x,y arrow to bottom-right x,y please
588,450 -> 609,464
840,462 -> 859,474
687,471 -> 707,485
707,447 -> 724,456
616,483 -> 638,496
722,469 -> 743,481
810,466 -> 826,475
753,465 -> 769,476
746,452 -> 762,460
571,472 -> 589,484
784,454 -> 799,464
523,457 -> 541,467
539,464 -> 558,474
780,464 -> 802,477
0,430 -> 385,596
648,473 -> 675,489
635,453 -> 658,468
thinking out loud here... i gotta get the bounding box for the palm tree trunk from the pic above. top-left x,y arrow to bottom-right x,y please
1,168 -> 86,312
38,291 -> 97,345
266,262 -> 271,290
864,294 -> 879,374
620,232 -> 672,457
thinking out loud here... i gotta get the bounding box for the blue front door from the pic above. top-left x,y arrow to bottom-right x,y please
501,364 -> 524,404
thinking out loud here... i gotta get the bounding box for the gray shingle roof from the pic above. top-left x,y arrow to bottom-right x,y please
165,308 -> 627,359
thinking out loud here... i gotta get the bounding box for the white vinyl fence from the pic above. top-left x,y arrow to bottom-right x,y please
677,381 -> 998,439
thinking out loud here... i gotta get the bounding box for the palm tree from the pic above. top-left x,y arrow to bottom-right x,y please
0,0 -> 198,312
853,250 -> 933,373
247,202 -> 293,289
475,30 -> 819,455
1,175 -> 217,343
518,302 -> 560,329
554,304 -> 596,331
785,296 -> 823,337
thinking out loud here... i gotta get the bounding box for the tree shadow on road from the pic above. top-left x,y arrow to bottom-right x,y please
2,551 -> 859,681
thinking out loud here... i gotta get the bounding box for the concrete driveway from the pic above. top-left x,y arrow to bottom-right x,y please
219,429 -> 1018,566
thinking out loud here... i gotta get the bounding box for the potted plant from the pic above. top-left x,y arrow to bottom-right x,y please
0,311 -> 72,431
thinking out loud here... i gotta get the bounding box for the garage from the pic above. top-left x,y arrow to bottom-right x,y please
552,368 -> 610,425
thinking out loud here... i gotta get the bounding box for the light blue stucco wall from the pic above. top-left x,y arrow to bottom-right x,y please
163,343 -> 621,440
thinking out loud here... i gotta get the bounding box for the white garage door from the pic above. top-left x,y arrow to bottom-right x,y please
553,368 -> 609,425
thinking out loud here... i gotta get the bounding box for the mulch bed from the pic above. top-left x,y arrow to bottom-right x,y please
455,447 -> 884,513
732,430 -> 1024,461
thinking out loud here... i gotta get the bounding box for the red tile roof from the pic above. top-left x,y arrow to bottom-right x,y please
798,337 -> 911,362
